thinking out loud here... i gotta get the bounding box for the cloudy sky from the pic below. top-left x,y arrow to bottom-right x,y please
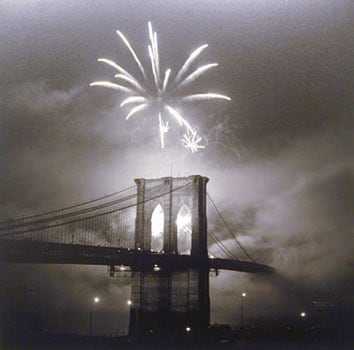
1,0 -> 353,334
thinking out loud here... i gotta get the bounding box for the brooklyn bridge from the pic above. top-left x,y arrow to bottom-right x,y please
0,175 -> 273,334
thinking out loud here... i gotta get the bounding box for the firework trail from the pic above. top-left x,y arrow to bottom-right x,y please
91,22 -> 230,152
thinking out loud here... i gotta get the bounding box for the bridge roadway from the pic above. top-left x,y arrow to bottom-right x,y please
0,239 -> 274,274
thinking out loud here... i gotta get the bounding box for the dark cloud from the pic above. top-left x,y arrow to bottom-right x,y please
1,0 -> 353,332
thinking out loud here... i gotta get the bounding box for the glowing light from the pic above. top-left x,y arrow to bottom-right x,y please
177,63 -> 218,90
89,81 -> 134,95
177,205 -> 192,255
151,204 -> 164,252
300,312 -> 306,317
182,129 -> 205,153
185,326 -> 191,332
159,113 -> 169,149
181,93 -> 231,102
91,22 -> 231,152
120,96 -> 147,107
125,103 -> 148,120
127,300 -> 132,305
116,30 -> 147,80
153,264 -> 161,272
174,44 -> 208,84
242,292 -> 247,298
93,297 -> 100,303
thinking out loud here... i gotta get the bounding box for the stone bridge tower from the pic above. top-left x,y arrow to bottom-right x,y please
129,175 -> 210,335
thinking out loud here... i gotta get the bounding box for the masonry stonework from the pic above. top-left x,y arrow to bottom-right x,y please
129,175 -> 210,334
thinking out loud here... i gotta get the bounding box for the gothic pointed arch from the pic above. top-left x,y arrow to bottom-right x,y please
176,204 -> 192,255
151,204 -> 164,252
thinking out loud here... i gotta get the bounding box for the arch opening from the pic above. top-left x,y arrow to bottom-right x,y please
176,204 -> 192,255
151,204 -> 164,252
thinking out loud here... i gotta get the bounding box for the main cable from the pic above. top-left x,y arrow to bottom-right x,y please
0,193 -> 137,231
208,230 -> 238,260
0,185 -> 136,225
207,192 -> 256,263
0,182 -> 192,238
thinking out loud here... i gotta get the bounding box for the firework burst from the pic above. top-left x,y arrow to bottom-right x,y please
90,22 -> 230,152
182,129 -> 205,153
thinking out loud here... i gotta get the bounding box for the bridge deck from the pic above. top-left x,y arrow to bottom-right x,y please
0,240 -> 274,274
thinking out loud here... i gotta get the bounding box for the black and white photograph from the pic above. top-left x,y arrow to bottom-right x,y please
0,1 -> 353,349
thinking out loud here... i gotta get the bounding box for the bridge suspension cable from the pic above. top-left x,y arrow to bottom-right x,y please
0,185 -> 136,225
208,230 -> 239,260
207,192 -> 256,263
0,182 -> 193,240
0,192 -> 137,232
0,181 -> 255,263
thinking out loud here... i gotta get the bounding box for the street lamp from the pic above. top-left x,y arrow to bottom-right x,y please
127,300 -> 132,306
241,292 -> 247,329
89,297 -> 100,336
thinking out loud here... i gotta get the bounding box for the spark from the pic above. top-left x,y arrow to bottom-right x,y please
89,81 -> 135,95
174,44 -> 208,84
177,63 -> 218,90
125,103 -> 148,120
91,22 -> 231,152
120,96 -> 147,107
182,129 -> 205,153
181,93 -> 231,102
114,74 -> 146,93
162,68 -> 171,93
116,30 -> 147,80
97,59 -> 134,79
165,105 -> 193,130
159,113 -> 169,149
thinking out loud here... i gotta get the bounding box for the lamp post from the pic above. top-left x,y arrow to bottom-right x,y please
89,297 -> 100,337
240,292 -> 247,329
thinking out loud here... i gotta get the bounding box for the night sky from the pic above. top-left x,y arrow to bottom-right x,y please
1,0 -> 353,335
